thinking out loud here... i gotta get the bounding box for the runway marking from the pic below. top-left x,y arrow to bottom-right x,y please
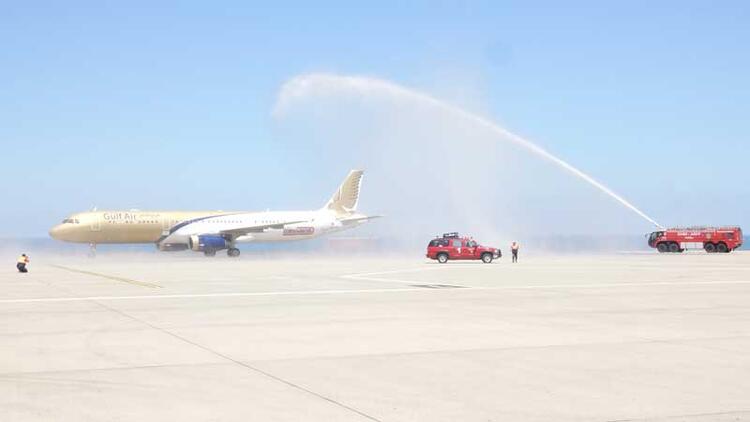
50,265 -> 162,289
341,266 -> 443,278
342,264 -> 498,279
496,280 -> 750,290
607,409 -> 750,422
0,287 -> 442,304
341,266 -> 464,285
342,267 -> 750,289
3,280 -> 750,304
344,266 -> 750,290
343,276 -> 442,284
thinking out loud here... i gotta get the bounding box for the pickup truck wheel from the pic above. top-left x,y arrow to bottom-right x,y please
656,242 -> 668,253
704,243 -> 716,253
668,242 -> 680,253
717,242 -> 729,253
437,253 -> 449,264
481,253 -> 493,263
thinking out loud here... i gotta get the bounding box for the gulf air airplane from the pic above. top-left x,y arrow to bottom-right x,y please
49,170 -> 378,257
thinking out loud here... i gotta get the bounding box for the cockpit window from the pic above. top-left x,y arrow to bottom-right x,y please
648,231 -> 663,241
62,218 -> 80,224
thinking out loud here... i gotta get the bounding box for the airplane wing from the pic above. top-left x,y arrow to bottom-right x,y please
219,220 -> 308,237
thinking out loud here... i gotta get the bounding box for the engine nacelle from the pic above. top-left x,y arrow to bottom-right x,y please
188,234 -> 228,252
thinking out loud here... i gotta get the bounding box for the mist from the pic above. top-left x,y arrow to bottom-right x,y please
272,73 -> 662,251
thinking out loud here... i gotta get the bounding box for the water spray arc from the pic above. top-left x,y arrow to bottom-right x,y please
274,73 -> 663,229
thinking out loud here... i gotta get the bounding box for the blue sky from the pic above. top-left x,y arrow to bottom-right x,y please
1,1 -> 748,236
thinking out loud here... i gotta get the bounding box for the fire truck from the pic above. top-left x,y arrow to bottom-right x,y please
647,226 -> 743,253
426,232 -> 501,263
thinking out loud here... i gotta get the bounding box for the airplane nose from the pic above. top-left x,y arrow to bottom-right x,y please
49,225 -> 64,240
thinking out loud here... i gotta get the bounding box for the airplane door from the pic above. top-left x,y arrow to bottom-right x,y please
161,214 -> 172,236
90,213 -> 101,232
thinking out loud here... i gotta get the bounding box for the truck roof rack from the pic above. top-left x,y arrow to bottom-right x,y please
442,232 -> 460,238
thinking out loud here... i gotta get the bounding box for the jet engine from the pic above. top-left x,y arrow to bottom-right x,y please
188,234 -> 228,252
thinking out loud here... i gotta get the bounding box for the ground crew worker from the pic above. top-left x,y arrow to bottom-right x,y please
510,241 -> 519,263
16,254 -> 29,273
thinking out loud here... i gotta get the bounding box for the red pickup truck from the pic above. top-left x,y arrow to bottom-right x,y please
426,232 -> 501,263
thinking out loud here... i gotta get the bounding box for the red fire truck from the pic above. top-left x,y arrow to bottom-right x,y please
426,232 -> 501,263
647,227 -> 743,253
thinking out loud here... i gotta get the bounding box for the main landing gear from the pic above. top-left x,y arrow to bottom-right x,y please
227,248 -> 240,257
203,247 -> 240,257
88,243 -> 97,258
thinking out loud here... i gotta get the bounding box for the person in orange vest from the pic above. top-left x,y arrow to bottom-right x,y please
16,254 -> 29,273
510,241 -> 519,263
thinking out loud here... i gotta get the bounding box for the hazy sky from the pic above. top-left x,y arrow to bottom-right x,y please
1,1 -> 748,237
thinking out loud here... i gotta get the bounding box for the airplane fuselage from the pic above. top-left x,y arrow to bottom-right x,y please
49,209 -> 350,245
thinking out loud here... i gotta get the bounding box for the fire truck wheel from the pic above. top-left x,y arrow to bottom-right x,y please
481,253 -> 493,263
717,242 -> 729,253
656,242 -> 669,253
437,253 -> 449,264
668,242 -> 680,253
704,243 -> 716,253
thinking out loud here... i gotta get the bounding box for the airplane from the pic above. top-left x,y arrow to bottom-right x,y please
49,170 -> 379,257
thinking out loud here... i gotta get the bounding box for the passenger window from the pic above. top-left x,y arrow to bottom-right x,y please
452,240 -> 461,248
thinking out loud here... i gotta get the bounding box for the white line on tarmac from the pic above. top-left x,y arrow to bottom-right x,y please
343,276 -> 437,285
340,267 -> 443,278
501,280 -> 750,289
340,265 -> 492,284
2,280 -> 750,304
346,271 -> 750,288
0,287 -> 438,304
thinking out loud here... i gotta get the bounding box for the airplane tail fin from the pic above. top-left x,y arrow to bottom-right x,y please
323,170 -> 364,214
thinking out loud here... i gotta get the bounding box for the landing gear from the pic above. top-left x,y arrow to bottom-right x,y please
88,243 -> 97,258
227,248 -> 240,257
204,249 -> 216,257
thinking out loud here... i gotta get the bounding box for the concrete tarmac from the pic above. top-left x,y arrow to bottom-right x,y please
2,252 -> 750,421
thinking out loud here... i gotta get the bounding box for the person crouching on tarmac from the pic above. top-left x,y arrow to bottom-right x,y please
17,254 -> 29,273
510,241 -> 519,263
